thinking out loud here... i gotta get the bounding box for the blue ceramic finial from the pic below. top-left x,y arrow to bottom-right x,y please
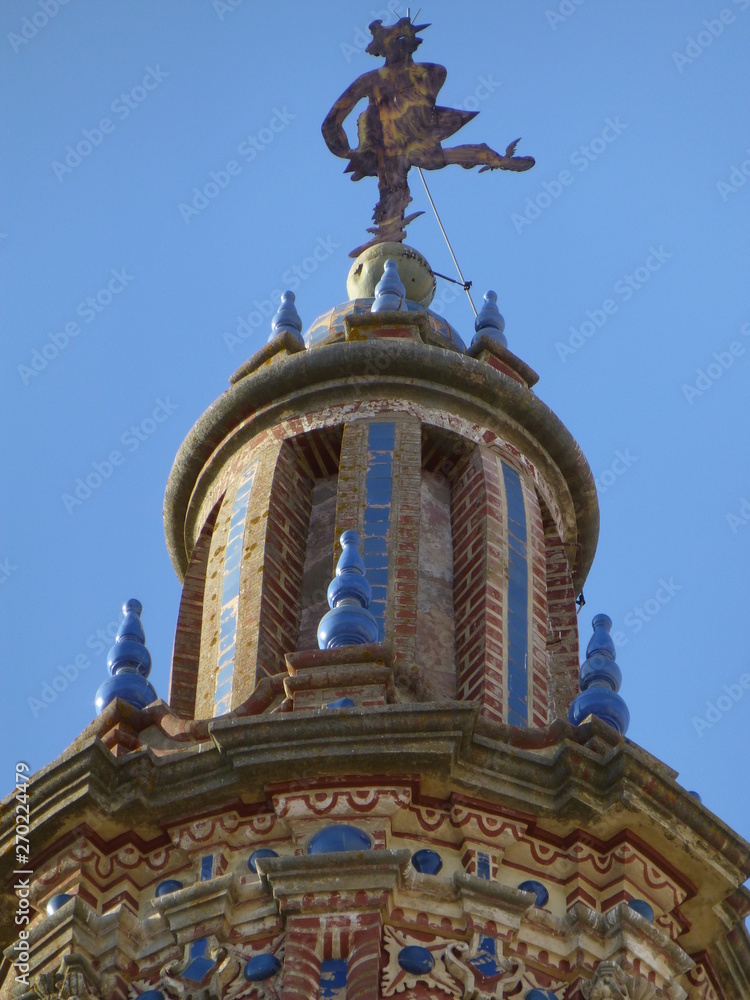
269,290 -> 303,344
317,531 -> 380,648
471,290 -> 507,348
95,599 -> 158,714
372,258 -> 407,313
568,614 -> 630,734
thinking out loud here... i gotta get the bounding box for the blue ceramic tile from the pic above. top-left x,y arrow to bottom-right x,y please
397,946 -> 435,974
307,825 -> 372,853
218,637 -> 236,661
229,505 -> 248,529
244,954 -> 281,981
470,935 -> 501,976
476,851 -> 491,880
219,603 -> 238,632
508,650 -> 527,672
214,677 -> 233,701
363,423 -> 395,638
183,955 -> 214,983
412,849 -> 443,874
628,899 -> 654,922
200,856 -> 213,880
218,631 -> 236,658
214,675 -> 232,698
320,958 -> 347,998
213,694 -> 231,715
222,564 -> 241,594
366,485 -> 392,504
247,848 -> 278,873
368,424 -> 395,448
508,658 -> 527,681
224,533 -> 243,560
214,461 -> 258,716
363,537 -> 388,555
364,508 -> 390,524
508,694 -> 528,718
215,663 -> 233,687
507,593 -> 527,620
508,622 -> 528,648
508,535 -> 527,558
507,595 -> 525,618
518,880 -> 549,907
155,879 -> 183,896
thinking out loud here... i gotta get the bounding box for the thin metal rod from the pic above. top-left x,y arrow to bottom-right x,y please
417,166 -> 477,316
431,269 -> 470,288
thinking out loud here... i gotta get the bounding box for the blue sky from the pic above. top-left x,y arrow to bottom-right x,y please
1,0 -> 749,861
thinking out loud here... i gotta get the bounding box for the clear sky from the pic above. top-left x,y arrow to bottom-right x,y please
1,0 -> 749,867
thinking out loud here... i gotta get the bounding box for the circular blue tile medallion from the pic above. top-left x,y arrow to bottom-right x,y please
244,953 -> 281,981
397,945 -> 435,974
247,848 -> 279,872
411,848 -> 443,875
518,879 -> 549,907
307,824 -> 372,854
628,898 -> 655,922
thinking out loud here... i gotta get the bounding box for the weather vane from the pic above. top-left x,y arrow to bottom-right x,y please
322,14 -> 535,257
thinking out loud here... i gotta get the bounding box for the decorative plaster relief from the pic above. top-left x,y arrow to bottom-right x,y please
580,961 -> 673,1000
443,933 -> 525,999
382,924 -> 461,996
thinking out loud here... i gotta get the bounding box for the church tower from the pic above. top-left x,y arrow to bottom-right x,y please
2,13 -> 749,1000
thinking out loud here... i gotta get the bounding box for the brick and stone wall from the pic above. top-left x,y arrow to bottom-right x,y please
168,406 -> 582,726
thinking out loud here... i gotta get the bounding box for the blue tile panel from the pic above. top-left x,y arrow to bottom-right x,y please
200,854 -> 213,880
477,851 -> 491,880
319,958 -> 347,999
214,461 -> 259,717
471,934 -> 504,977
364,422 -> 395,640
183,937 -> 214,982
501,462 -> 529,728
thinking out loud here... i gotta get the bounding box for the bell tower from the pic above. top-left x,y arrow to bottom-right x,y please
163,242 -> 597,730
2,12 -> 749,1000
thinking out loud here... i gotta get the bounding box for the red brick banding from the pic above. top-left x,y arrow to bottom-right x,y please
389,418 -> 422,682
541,498 -> 580,720
250,441 -> 314,698
168,501 -> 221,718
451,445 -> 506,723
521,475 -> 550,728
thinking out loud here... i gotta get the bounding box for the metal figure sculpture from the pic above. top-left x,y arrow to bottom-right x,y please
322,16 -> 535,256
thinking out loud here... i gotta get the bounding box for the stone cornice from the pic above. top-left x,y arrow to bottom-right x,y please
3,711 -> 749,951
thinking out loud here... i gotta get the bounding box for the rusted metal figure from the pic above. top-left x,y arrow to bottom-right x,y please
322,16 -> 535,256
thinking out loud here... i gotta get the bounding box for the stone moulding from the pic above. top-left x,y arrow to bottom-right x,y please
466,331 -> 540,389
5,887 -> 697,999
228,329 -> 306,385
281,641 -> 395,710
3,711 -> 750,981
342,307 -> 429,344
255,848 -> 412,913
